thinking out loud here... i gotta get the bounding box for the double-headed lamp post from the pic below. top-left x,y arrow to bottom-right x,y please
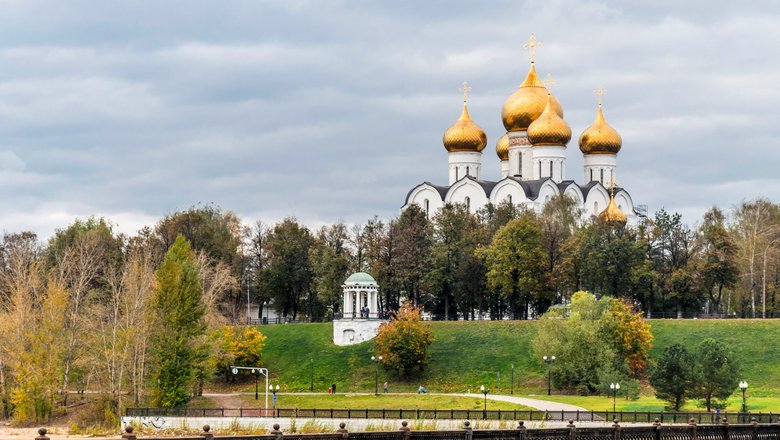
371,355 -> 383,395
739,380 -> 748,413
270,384 -> 280,409
610,382 -> 620,413
543,355 -> 556,396
480,385 -> 489,419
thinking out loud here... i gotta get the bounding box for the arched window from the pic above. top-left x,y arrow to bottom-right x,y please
560,162 -> 564,179
507,195 -> 513,204
590,169 -> 593,181
600,169 -> 604,183
519,154 -> 523,176
423,199 -> 430,217
465,196 -> 471,211
466,166 -> 470,176
539,162 -> 542,179
455,167 -> 459,180
594,201 -> 599,213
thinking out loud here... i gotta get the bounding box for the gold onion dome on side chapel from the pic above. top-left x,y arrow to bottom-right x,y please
579,87 -> 622,154
527,92 -> 571,146
501,35 -> 563,132
598,178 -> 627,226
496,133 -> 509,161
443,81 -> 487,152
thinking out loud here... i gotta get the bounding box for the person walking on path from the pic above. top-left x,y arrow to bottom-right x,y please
383,382 -> 388,393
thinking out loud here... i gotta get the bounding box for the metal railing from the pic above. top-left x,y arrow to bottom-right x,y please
125,407 -> 778,424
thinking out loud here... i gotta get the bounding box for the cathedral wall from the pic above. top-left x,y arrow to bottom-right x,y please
448,151 -> 482,185
445,181 -> 488,213
406,186 -> 444,218
490,180 -> 527,206
585,186 -> 610,217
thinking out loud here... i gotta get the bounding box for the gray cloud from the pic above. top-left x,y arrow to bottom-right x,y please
0,0 -> 777,237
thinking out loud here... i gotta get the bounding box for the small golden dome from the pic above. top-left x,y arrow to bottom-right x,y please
579,104 -> 622,154
527,94 -> 571,146
443,103 -> 487,152
496,133 -> 509,161
598,192 -> 627,227
501,63 -> 563,132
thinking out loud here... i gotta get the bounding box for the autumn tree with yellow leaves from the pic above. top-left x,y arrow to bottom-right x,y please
373,302 -> 434,376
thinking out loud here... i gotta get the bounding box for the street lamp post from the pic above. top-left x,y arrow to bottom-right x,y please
371,355 -> 383,396
310,358 -> 314,392
511,363 -> 515,395
543,355 -> 556,396
270,384 -> 280,409
480,385 -> 489,419
740,380 -> 748,413
610,382 -> 620,413
231,366 -> 269,411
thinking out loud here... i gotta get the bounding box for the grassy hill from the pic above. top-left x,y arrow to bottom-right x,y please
251,319 -> 780,397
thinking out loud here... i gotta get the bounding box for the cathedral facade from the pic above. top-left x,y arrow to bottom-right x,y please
403,37 -> 637,226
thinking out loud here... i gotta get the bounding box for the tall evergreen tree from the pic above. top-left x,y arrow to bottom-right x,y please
149,235 -> 207,407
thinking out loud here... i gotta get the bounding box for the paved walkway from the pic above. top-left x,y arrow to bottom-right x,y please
448,393 -> 588,412
204,391 -> 588,412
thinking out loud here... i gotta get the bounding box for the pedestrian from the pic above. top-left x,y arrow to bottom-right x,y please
328,387 -> 332,394
383,382 -> 388,393
331,383 -> 337,394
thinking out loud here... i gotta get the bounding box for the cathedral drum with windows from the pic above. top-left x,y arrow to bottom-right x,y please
403,35 -> 638,225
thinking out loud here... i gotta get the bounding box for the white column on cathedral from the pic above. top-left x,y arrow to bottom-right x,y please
448,151 -> 482,185
507,131 -> 532,179
583,154 -> 617,185
532,145 -> 567,182
500,160 -> 510,178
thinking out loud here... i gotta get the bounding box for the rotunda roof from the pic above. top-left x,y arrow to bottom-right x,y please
344,272 -> 378,286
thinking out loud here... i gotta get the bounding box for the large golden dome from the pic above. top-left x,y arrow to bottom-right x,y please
527,94 -> 571,146
579,104 -> 622,154
598,192 -> 627,227
443,103 -> 487,153
496,133 -> 509,161
501,63 -> 563,132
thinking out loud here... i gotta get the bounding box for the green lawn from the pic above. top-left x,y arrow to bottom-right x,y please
230,319 -> 780,409
522,394 -> 780,412
233,394 -> 532,411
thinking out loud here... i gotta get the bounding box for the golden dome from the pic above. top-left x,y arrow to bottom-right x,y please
496,133 -> 509,161
527,94 -> 571,146
501,63 -> 564,132
579,104 -> 622,154
598,192 -> 627,227
443,103 -> 487,153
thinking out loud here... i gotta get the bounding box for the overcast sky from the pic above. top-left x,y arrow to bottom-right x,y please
0,0 -> 778,238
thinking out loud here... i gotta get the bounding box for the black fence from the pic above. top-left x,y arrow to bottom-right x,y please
125,407 -> 778,424
108,419 -> 780,440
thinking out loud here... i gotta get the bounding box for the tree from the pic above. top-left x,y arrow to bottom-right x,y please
532,291 -> 618,393
650,210 -> 701,317
478,214 -> 544,319
607,300 -> 653,378
373,302 -> 434,375
391,205 -> 433,306
311,223 -> 352,317
650,343 -> 697,410
215,326 -> 267,382
539,195 -> 581,308
261,218 -> 314,319
692,338 -> 740,411
698,207 -> 739,314
149,235 -> 207,407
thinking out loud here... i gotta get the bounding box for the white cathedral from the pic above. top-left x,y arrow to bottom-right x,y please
403,36 -> 638,226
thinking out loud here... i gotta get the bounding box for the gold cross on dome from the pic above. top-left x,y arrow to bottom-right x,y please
459,81 -> 472,104
609,174 -> 619,197
543,73 -> 555,91
523,34 -> 541,63
594,86 -> 607,106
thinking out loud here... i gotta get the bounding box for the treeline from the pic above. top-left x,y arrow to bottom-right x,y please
253,196 -> 780,321
0,197 -> 779,422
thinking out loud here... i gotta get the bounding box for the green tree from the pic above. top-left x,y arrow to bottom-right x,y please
650,210 -> 701,317
692,338 -> 740,411
149,235 -> 207,407
311,223 -> 351,317
539,194 -> 581,308
478,214 -> 544,319
698,207 -> 739,314
391,205 -> 433,306
650,343 -> 696,410
373,302 -> 434,376
428,203 -> 484,319
261,218 -> 314,319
